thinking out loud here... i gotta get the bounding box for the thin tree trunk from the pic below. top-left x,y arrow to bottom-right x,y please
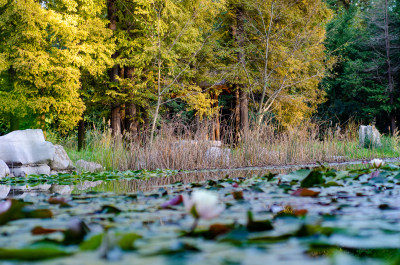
111,106 -> 121,137
236,7 -> 249,132
150,5 -> 162,145
258,3 -> 274,124
240,89 -> 249,132
78,118 -> 85,151
234,85 -> 241,142
384,0 -> 397,134
215,112 -> 220,141
108,0 -> 121,137
212,92 -> 220,141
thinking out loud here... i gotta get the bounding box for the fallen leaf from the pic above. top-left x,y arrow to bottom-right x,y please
292,188 -> 320,197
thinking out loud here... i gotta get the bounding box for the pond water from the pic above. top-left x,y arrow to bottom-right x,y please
1,161 -> 400,264
5,158 -> 398,197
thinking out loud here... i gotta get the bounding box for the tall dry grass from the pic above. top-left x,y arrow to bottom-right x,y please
53,119 -> 400,171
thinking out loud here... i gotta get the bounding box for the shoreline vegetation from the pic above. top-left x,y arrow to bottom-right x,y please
48,120 -> 400,172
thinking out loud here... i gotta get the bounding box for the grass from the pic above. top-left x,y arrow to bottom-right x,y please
47,121 -> 400,171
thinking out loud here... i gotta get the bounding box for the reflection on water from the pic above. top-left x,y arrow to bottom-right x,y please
2,159 -> 399,197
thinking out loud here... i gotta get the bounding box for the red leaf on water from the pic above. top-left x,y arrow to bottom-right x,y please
161,195 -> 183,209
294,209 -> 308,216
232,191 -> 244,200
31,226 -> 62,235
292,188 -> 320,197
48,197 -> 68,205
208,224 -> 231,239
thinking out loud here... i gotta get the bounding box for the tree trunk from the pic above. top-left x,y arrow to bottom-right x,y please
240,89 -> 249,132
125,103 -> 138,135
108,0 -> 121,136
111,106 -> 121,137
384,0 -> 397,134
235,6 -> 249,133
150,8 -> 162,145
234,85 -> 241,142
120,104 -> 126,133
212,92 -> 220,141
78,118 -> 85,151
125,67 -> 139,136
390,112 -> 397,135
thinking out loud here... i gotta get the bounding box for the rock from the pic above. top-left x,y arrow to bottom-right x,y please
9,165 -> 51,177
0,129 -> 55,165
0,160 -> 10,178
359,125 -> 382,148
75,160 -> 104,173
205,147 -> 230,163
0,185 -> 10,199
50,185 -> 74,195
50,145 -> 75,171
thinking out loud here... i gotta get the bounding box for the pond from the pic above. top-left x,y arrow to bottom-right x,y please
1,161 -> 400,264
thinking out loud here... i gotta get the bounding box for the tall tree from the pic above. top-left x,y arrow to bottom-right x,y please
216,0 -> 332,129
0,0 -> 113,133
321,0 -> 400,133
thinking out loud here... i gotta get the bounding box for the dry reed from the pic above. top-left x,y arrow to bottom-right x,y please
53,119 -> 400,171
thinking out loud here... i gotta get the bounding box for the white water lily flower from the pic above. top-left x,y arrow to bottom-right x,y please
183,190 -> 225,220
370,158 -> 384,169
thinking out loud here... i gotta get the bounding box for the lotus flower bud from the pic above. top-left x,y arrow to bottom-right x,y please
370,158 -> 384,169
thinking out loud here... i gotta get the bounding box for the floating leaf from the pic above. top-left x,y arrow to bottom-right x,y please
161,195 -> 183,209
301,170 -> 325,188
0,244 -> 71,260
292,188 -> 320,197
31,226 -> 62,235
246,211 -> 273,232
232,191 -> 244,200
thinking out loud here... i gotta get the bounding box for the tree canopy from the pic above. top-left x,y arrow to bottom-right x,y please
0,0 -> 398,136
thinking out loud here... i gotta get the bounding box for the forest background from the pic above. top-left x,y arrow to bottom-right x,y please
0,0 -> 399,170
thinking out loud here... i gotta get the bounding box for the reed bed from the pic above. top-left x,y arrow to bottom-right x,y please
49,120 -> 400,171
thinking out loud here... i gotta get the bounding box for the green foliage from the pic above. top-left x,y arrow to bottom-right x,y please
320,0 -> 400,130
0,0 -> 114,132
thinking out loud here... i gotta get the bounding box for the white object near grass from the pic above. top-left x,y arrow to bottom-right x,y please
0,129 -> 55,165
50,145 -> 76,171
183,190 -> 225,220
370,158 -> 384,169
359,125 -> 382,148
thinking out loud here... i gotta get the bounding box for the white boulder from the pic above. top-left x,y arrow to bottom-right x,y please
50,145 -> 75,171
75,160 -> 104,173
0,129 -> 55,165
359,125 -> 382,148
0,160 -> 10,178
